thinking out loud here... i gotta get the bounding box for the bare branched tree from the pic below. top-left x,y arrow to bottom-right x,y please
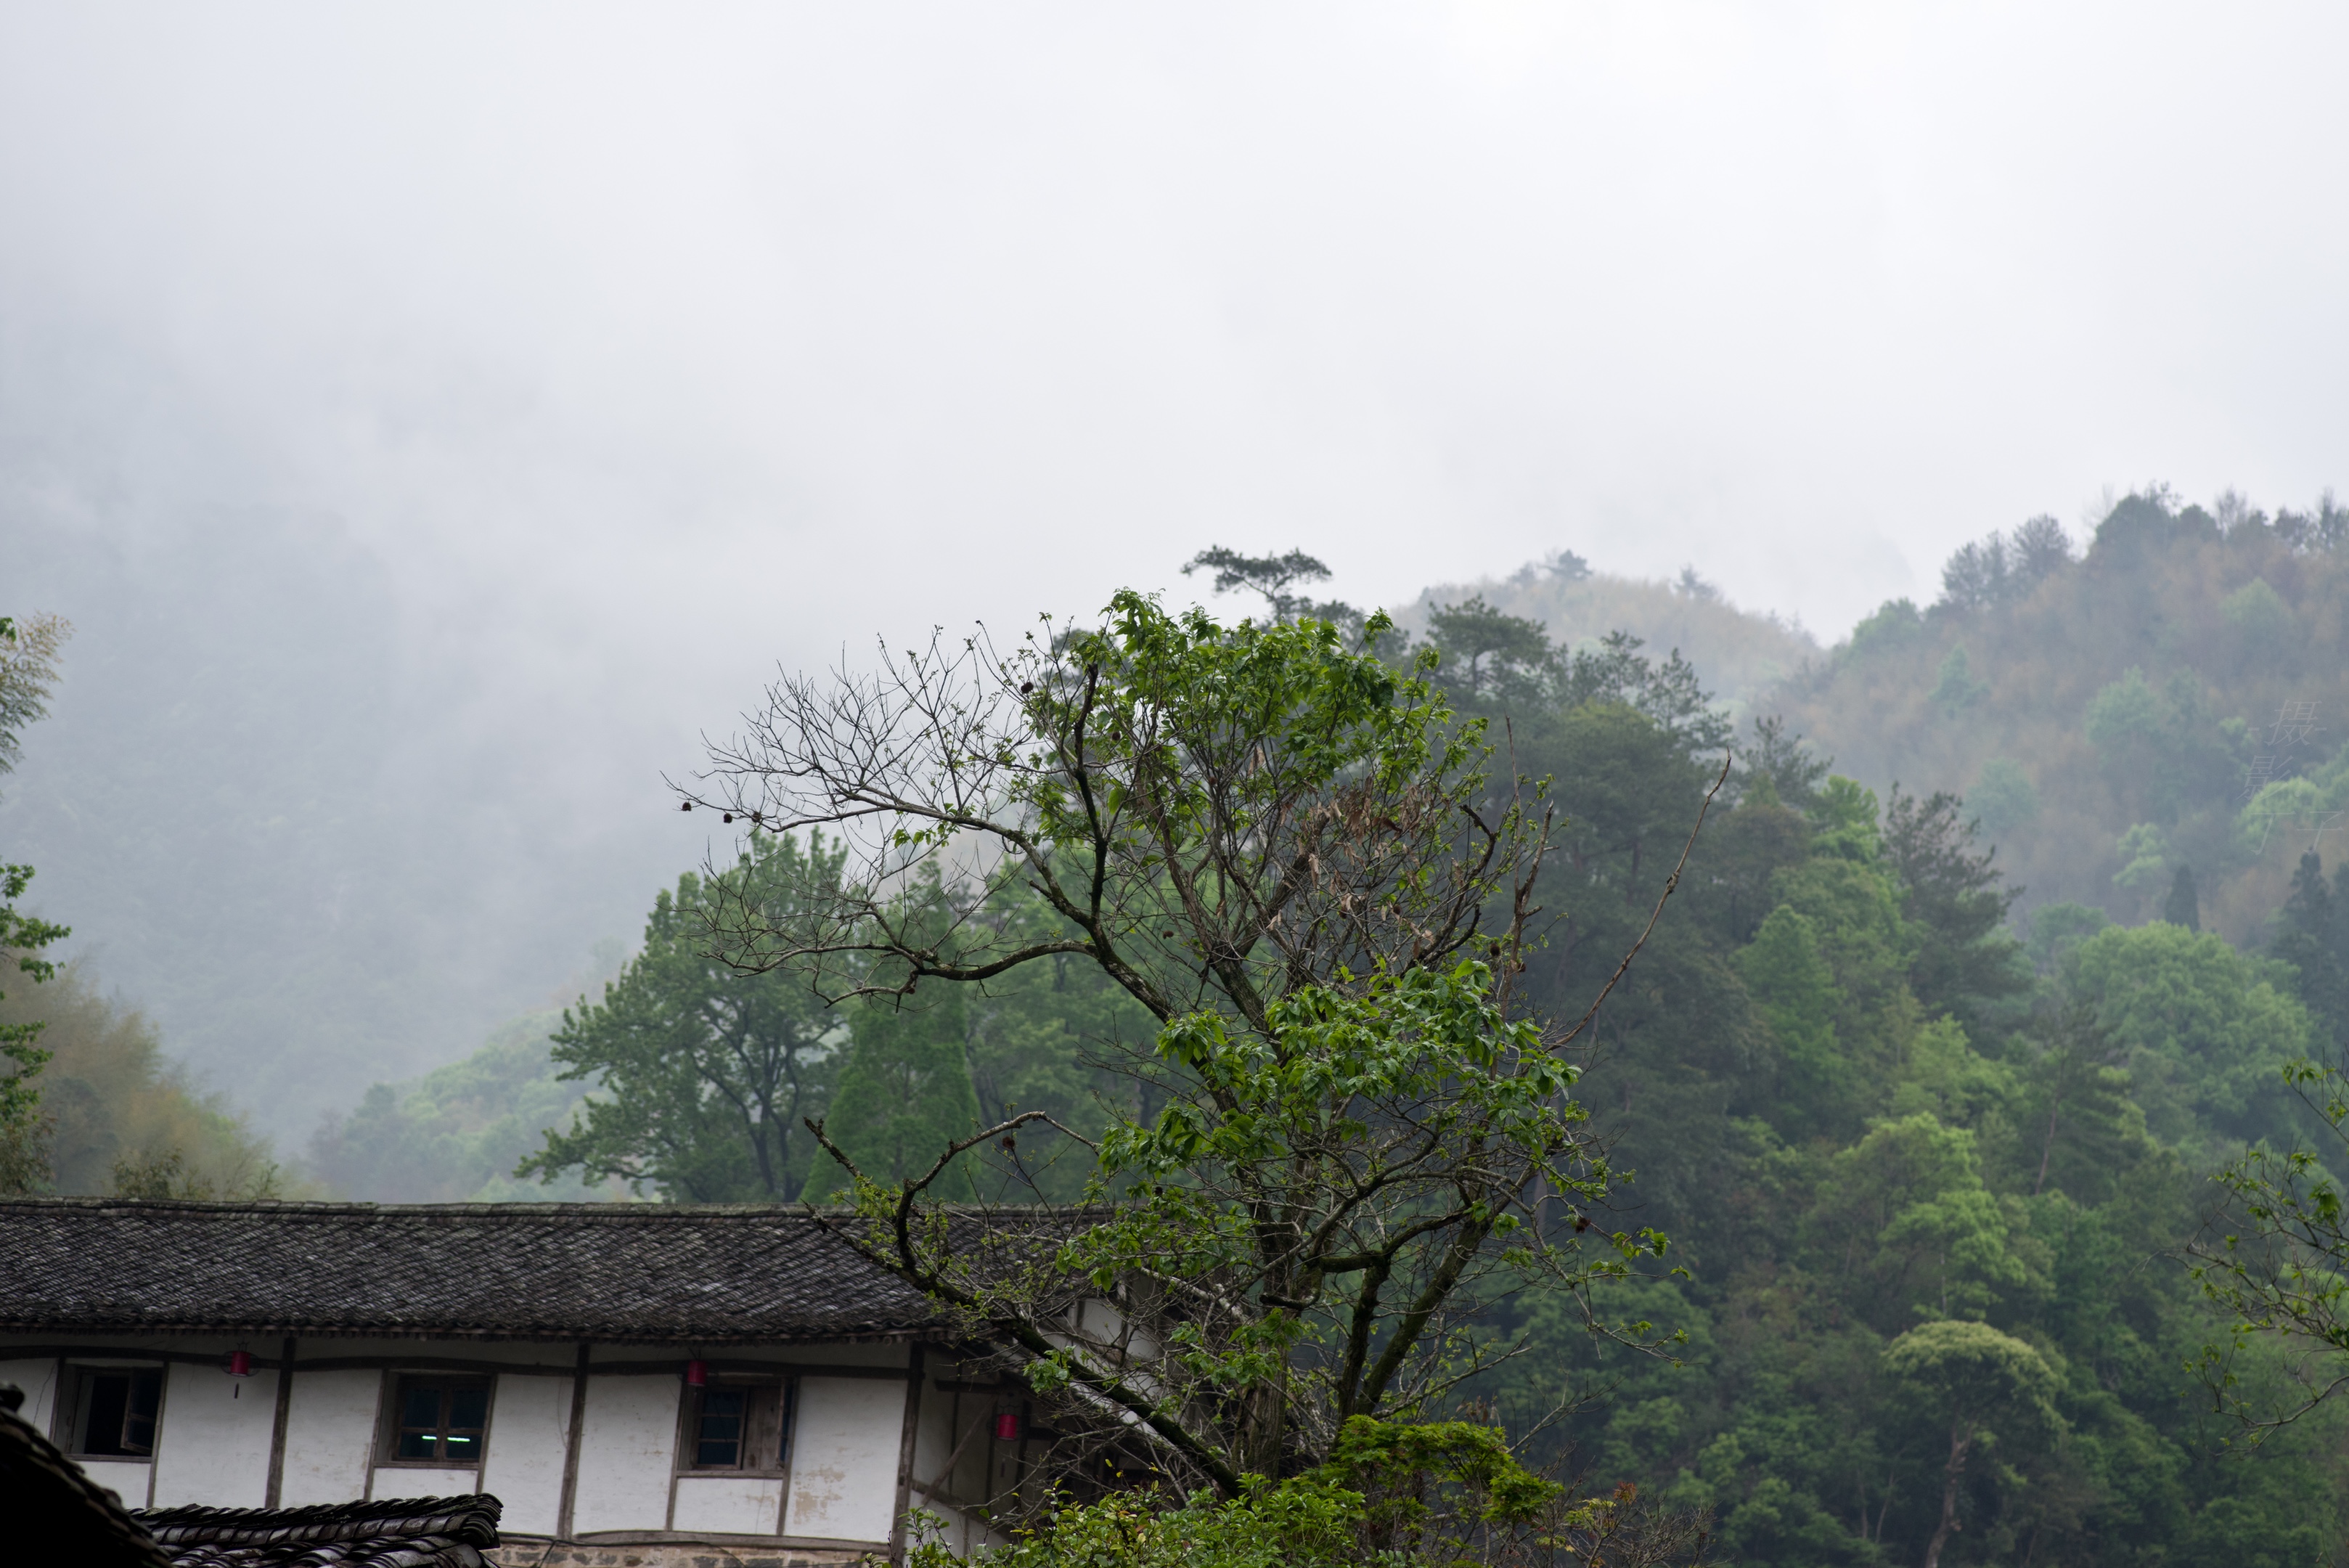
682,590 -> 1722,1508
687,592 -> 1527,1030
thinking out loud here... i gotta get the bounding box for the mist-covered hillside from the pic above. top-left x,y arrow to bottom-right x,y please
0,507 -> 693,1136
305,1005 -> 623,1204
1407,555 -> 1816,722
9,485 -> 2345,1181
1780,488 -> 2349,945
1430,490 -> 2349,950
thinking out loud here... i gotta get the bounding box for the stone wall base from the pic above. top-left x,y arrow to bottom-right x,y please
489,1538 -> 882,1568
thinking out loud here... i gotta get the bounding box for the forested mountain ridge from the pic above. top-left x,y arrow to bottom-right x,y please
1778,488 -> 2349,945
1420,488 -> 2349,950
1400,491 -> 2349,1561
1426,595 -> 2342,1565
1405,551 -> 1817,722
18,496 -> 2349,1562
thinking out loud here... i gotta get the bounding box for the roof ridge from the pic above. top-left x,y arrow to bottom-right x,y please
0,1196 -> 1118,1217
0,1199 -> 963,1341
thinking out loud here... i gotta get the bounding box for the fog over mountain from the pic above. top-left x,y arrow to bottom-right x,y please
4,3 -> 2347,1140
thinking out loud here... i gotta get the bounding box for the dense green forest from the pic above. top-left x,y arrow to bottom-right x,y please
325,491 -> 2349,1562
17,489 -> 2349,1561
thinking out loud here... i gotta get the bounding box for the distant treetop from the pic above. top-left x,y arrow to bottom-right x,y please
1937,515 -> 2072,613
1181,545 -> 1360,627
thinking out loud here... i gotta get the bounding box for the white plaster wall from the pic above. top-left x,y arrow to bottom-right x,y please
480,1373 -> 571,1536
150,1361 -> 277,1508
784,1376 -> 907,1544
0,1356 -> 59,1433
373,1464 -> 481,1499
78,1458 -> 152,1509
672,1474 -> 786,1535
909,1377 -> 956,1496
788,1343 -> 910,1369
278,1368 -> 381,1507
569,1376 -> 679,1535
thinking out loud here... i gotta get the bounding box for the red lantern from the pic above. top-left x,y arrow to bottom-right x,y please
994,1411 -> 1020,1442
685,1359 -> 708,1388
227,1350 -> 253,1376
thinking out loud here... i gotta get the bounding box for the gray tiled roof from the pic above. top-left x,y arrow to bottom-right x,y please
0,1199 -> 952,1343
136,1495 -> 500,1568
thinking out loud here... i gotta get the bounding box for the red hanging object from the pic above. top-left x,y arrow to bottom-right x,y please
685,1359 -> 708,1388
227,1349 -> 253,1377
994,1411 -> 1020,1442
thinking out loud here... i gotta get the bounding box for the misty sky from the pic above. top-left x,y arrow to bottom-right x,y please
4,4 -> 2346,1135
10,5 -> 2346,648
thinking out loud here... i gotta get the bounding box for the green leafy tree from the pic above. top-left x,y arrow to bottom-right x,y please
1181,545 -> 1360,631
2016,1004 -> 2141,1202
2269,852 -> 2349,1053
2193,1042 -> 2349,1434
0,613 -> 72,1191
906,1415 -> 1697,1568
830,875 -> 1152,1204
1813,1114 -> 2028,1328
1969,757 -> 2039,836
695,590 -> 1701,1497
1733,907 -> 1842,1137
1882,1320 -> 2062,1568
2163,865 -> 2202,931
1553,632 -> 1732,755
818,990 -> 983,1198
2062,923 -> 2313,1149
700,593 -> 1526,1035
1513,690 -> 1752,1267
519,832 -> 847,1200
309,1008 -> 613,1201
1881,785 -> 2029,1034
2083,666 -> 2247,838
1767,781 -> 1917,1053
0,862 -> 69,1170
2027,902 -> 2111,976
1931,645 -> 1988,714
0,613 -> 69,779
1423,595 -> 1558,709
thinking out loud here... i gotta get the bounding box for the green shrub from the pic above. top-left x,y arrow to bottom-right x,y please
907,1474 -> 1373,1568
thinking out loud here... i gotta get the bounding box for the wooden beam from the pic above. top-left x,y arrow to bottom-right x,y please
887,1344 -> 926,1567
556,1342 -> 589,1540
264,1335 -> 296,1506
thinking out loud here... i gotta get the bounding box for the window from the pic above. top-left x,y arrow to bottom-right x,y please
67,1365 -> 163,1458
383,1376 -> 489,1466
682,1380 -> 788,1472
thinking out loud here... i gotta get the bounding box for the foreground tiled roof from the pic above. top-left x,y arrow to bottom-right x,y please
2,1388 -> 172,1567
0,1199 -> 952,1343
135,1495 -> 501,1568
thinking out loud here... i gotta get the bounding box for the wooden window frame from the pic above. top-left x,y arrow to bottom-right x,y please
57,1360 -> 166,1462
373,1371 -> 494,1471
674,1373 -> 794,1478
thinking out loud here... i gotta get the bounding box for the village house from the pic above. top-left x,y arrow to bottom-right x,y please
0,1198 -> 1039,1565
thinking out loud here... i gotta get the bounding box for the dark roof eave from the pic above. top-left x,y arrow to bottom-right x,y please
0,1198 -> 978,1344
0,1320 -> 958,1346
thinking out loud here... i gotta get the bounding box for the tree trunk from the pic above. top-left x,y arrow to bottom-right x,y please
1926,1419 -> 1964,1568
2034,1073 -> 2066,1196
1923,1413 -> 1969,1568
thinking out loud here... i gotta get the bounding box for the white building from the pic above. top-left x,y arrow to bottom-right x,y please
0,1199 -> 1037,1565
